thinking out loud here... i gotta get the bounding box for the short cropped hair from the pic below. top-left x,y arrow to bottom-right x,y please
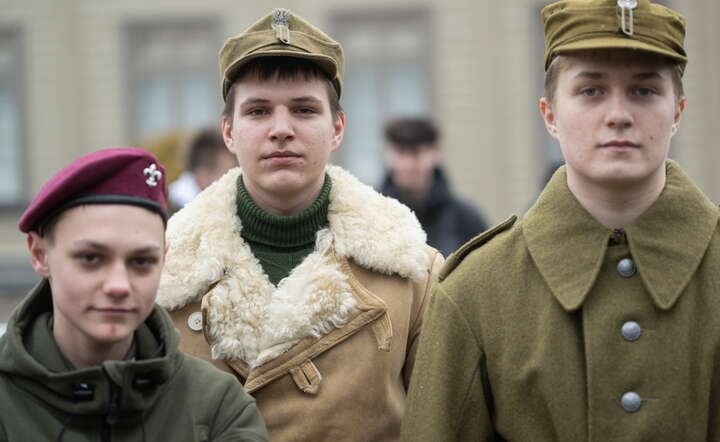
384,117 -> 440,151
222,57 -> 342,124
186,128 -> 227,172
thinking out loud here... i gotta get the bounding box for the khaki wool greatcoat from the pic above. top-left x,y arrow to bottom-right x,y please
157,165 -> 442,441
402,161 -> 720,441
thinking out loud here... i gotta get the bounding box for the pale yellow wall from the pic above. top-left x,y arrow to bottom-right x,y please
0,0 -> 718,270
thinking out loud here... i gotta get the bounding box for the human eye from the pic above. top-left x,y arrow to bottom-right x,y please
74,252 -> 102,268
579,87 -> 600,97
631,86 -> 656,97
130,255 -> 159,271
246,107 -> 269,117
294,106 -> 318,116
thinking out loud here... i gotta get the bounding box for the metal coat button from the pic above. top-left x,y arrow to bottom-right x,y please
621,391 -> 642,413
617,257 -> 636,278
187,311 -> 203,331
621,321 -> 642,341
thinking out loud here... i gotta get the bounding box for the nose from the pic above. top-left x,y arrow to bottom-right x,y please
268,108 -> 295,143
604,93 -> 633,130
103,262 -> 131,298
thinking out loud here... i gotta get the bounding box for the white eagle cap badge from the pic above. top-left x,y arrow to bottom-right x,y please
272,8 -> 291,44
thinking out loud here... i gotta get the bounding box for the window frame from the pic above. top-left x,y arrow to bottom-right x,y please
0,25 -> 27,210
122,17 -> 222,142
329,7 -> 434,187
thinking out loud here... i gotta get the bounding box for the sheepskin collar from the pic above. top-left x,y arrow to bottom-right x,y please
157,165 -> 427,367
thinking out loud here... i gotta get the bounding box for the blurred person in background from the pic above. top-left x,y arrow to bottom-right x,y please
169,127 -> 238,210
155,8 -> 442,441
0,148 -> 267,441
381,117 -> 488,256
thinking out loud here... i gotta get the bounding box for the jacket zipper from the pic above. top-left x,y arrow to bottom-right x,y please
100,382 -> 120,442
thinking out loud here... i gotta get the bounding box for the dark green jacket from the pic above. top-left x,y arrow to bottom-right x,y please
0,280 -> 268,442
402,161 -> 720,441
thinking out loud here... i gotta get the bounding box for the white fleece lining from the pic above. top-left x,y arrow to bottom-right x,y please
157,165 -> 427,367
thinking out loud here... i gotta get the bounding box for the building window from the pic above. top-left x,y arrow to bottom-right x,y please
0,27 -> 25,205
125,19 -> 222,142
331,9 -> 432,187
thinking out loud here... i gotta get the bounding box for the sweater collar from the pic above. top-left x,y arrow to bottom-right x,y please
523,160 -> 718,312
236,174 -> 331,248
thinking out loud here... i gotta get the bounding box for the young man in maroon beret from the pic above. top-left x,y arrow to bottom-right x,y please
403,0 -> 720,440
0,148 -> 267,441
156,8 -> 442,441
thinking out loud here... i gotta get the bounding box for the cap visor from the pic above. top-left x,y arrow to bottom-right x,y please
553,36 -> 686,64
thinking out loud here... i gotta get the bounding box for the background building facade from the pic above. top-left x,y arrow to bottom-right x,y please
0,0 -> 718,321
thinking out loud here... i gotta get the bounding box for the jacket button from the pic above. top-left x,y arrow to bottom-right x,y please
621,391 -> 642,413
187,311 -> 203,331
621,321 -> 642,341
71,382 -> 95,401
617,257 -> 636,278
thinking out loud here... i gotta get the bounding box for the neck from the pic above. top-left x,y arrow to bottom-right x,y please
244,178 -> 325,216
566,166 -> 666,230
53,322 -> 133,369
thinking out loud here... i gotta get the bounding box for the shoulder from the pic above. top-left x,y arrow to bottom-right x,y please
170,354 -> 257,413
170,354 -> 268,441
439,215 -> 517,281
175,354 -> 245,393
439,214 -> 518,283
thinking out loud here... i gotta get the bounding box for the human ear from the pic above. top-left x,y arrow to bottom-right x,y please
540,97 -> 559,139
330,111 -> 346,153
221,116 -> 236,154
27,232 -> 50,278
671,96 -> 686,136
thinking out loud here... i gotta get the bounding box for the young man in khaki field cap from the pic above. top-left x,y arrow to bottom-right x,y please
402,0 -> 720,440
155,8 -> 442,441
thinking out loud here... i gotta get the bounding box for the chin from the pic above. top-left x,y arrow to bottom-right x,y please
264,176 -> 307,195
89,325 -> 137,345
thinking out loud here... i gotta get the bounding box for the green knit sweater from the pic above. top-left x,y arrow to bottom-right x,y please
236,175 -> 331,285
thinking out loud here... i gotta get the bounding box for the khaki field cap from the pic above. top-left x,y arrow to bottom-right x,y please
219,8 -> 344,101
542,0 -> 687,71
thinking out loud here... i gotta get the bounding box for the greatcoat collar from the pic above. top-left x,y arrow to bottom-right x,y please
523,160 -> 718,312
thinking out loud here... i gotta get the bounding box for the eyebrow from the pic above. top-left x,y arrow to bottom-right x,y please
239,98 -> 271,107
239,96 -> 324,106
572,71 -> 664,81
290,96 -> 323,104
631,72 -> 664,81
72,240 -> 162,254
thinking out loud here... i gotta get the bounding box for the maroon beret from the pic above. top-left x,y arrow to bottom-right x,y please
19,147 -> 168,233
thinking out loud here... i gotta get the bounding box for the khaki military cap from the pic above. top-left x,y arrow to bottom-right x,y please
542,0 -> 687,71
219,8 -> 344,101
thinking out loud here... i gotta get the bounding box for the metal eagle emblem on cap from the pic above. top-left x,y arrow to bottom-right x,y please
272,8 -> 291,44
618,0 -> 638,36
143,163 -> 162,187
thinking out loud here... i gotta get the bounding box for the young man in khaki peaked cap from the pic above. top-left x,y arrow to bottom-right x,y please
155,8 -> 442,441
402,0 -> 720,440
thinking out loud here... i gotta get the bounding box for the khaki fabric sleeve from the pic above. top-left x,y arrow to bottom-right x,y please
400,283 -> 494,442
402,248 -> 444,389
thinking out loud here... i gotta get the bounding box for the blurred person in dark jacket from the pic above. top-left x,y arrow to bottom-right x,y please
381,117 -> 488,256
